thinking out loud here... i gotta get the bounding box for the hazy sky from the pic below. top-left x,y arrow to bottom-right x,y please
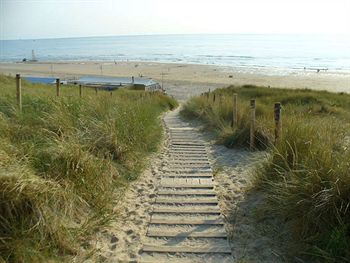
1,0 -> 349,40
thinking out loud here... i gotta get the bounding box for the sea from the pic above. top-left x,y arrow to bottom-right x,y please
1,34 -> 349,75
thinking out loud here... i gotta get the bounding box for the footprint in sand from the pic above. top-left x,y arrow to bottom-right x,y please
135,219 -> 143,225
126,229 -> 134,236
111,234 -> 118,243
129,252 -> 137,260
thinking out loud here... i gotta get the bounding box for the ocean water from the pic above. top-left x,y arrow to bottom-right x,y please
1,34 -> 349,74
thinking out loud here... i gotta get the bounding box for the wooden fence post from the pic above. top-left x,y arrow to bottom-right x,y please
95,87 -> 98,95
274,102 -> 282,144
232,93 -> 238,127
213,94 -> 216,103
79,84 -> 82,98
250,99 -> 256,151
56,78 -> 60,97
16,74 -> 22,112
207,89 -> 210,100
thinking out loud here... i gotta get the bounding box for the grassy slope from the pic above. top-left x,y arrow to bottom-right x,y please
181,85 -> 350,262
0,75 -> 177,262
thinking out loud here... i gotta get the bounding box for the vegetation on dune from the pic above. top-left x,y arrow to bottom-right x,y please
181,85 -> 350,262
0,75 -> 177,262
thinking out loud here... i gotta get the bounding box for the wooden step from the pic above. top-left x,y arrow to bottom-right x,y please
167,158 -> 208,161
170,145 -> 206,148
166,165 -> 211,169
168,161 -> 210,164
163,170 -> 212,174
162,174 -> 212,178
142,244 -> 231,254
155,197 -> 218,204
147,230 -> 227,238
168,151 -> 207,156
160,184 -> 214,188
150,218 -> 224,225
168,128 -> 195,131
171,143 -> 205,146
157,189 -> 216,195
152,206 -> 220,214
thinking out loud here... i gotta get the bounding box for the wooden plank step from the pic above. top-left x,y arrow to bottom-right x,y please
162,174 -> 212,178
160,184 -> 214,188
168,157 -> 208,160
164,170 -> 212,174
169,148 -> 207,153
168,128 -> 195,131
170,138 -> 202,140
167,154 -> 208,158
168,151 -> 207,156
170,145 -> 206,148
170,144 -> 205,147
171,143 -> 205,146
168,151 -> 207,154
142,244 -> 231,254
168,152 -> 207,155
152,207 -> 220,214
165,169 -> 212,172
147,230 -> 227,238
168,160 -> 210,164
157,189 -> 216,195
155,197 -> 218,204
150,218 -> 224,225
166,165 -> 211,168
167,156 -> 208,159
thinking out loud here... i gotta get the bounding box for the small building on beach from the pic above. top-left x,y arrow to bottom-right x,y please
72,76 -> 161,91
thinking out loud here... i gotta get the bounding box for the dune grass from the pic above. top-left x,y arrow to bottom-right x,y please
0,75 -> 177,262
181,85 -> 350,262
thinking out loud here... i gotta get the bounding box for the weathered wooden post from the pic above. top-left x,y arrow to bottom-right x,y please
274,102 -> 282,144
250,99 -> 256,151
95,87 -> 98,95
16,74 -> 22,112
213,94 -> 216,103
232,93 -> 238,127
56,78 -> 60,97
110,90 -> 113,97
79,84 -> 82,98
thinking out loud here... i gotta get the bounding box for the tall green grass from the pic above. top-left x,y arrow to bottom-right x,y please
0,75 -> 177,262
182,85 -> 350,262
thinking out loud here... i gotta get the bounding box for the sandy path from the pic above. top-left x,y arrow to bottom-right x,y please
140,109 -> 232,262
69,65 -> 296,262
83,137 -> 167,262
208,145 -> 291,262
83,107 -> 291,262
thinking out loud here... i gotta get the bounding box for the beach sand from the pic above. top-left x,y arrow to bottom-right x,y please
0,61 -> 349,100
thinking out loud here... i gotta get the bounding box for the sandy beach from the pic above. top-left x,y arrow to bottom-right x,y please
0,61 -> 349,100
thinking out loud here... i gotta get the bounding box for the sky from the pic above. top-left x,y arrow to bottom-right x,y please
0,0 -> 349,40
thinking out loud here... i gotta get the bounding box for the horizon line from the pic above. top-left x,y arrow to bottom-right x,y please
1,32 -> 349,41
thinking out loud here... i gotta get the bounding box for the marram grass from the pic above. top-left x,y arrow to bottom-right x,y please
0,75 -> 177,262
181,85 -> 350,262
